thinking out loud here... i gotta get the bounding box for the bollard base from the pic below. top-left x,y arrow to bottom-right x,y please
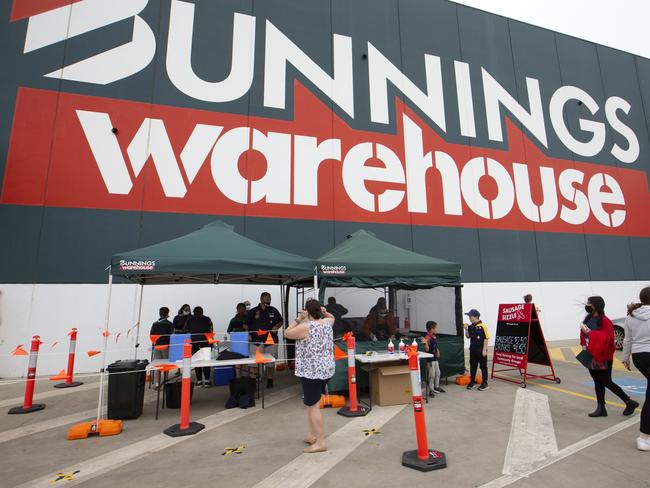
402,449 -> 447,472
337,405 -> 370,417
164,422 -> 205,437
54,381 -> 84,389
8,403 -> 46,415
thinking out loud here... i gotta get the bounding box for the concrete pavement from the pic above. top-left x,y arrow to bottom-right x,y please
0,341 -> 647,487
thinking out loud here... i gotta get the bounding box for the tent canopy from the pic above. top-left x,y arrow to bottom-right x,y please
312,230 -> 461,290
110,221 -> 315,285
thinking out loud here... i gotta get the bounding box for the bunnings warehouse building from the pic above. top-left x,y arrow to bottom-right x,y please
1,0 -> 649,377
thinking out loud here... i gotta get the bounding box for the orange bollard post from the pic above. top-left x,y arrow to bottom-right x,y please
164,339 -> 204,437
9,336 -> 46,414
55,328 -> 84,389
402,346 -> 447,472
337,334 -> 369,417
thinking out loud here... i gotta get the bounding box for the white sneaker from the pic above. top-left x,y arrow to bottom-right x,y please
637,437 -> 650,451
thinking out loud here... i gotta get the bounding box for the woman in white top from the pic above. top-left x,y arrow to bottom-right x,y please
622,286 -> 650,451
285,299 -> 335,453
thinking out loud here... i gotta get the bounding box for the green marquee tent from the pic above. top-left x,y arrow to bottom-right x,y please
313,229 -> 461,294
110,220 -> 315,285
288,230 -> 465,389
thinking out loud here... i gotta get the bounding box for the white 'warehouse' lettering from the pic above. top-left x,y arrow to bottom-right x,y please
76,110 -> 627,228
22,0 -> 640,164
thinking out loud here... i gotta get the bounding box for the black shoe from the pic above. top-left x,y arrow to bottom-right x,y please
588,404 -> 608,417
433,387 -> 446,393
623,399 -> 639,416
267,378 -> 274,389
477,383 -> 489,391
466,382 -> 476,390
429,391 -> 435,398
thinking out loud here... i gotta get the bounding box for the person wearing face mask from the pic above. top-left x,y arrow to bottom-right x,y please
173,304 -> 192,334
247,292 -> 283,388
580,296 -> 639,418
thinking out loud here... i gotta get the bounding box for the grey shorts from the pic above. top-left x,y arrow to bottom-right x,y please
249,343 -> 278,358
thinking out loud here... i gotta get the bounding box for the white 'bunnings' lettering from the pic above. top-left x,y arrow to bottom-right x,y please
23,2 -> 640,164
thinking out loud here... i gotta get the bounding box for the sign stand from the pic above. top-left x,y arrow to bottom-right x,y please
491,303 -> 560,388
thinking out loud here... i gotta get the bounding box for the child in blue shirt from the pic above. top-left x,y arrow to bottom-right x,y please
464,309 -> 489,391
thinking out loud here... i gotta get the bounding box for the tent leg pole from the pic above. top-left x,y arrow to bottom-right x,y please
133,284 -> 144,360
96,272 -> 113,425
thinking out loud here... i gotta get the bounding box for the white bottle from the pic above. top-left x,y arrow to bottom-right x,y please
398,338 -> 406,355
388,339 -> 395,355
411,338 -> 418,348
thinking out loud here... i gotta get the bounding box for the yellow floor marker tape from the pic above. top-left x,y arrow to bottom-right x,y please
50,471 -> 80,484
222,445 -> 245,456
362,428 -> 380,437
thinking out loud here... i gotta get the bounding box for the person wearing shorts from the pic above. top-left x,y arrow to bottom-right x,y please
285,300 -> 335,453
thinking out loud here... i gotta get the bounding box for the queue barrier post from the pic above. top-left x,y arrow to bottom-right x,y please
164,339 -> 204,437
337,334 -> 369,417
401,346 -> 447,472
55,328 -> 84,389
9,336 -> 46,414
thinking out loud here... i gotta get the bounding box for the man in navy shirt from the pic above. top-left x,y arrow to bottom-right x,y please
464,309 -> 489,391
248,292 -> 283,388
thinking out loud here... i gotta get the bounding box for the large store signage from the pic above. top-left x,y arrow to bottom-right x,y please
3,0 -> 650,236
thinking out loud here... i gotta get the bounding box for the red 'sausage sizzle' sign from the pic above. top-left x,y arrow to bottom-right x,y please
2,85 -> 650,236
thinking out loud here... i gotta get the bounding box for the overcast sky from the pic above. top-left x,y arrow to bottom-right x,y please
450,0 -> 650,59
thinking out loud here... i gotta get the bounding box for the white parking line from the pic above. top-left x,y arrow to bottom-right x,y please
251,404 -> 407,488
480,415 -> 640,488
14,387 -> 299,488
502,388 -> 558,476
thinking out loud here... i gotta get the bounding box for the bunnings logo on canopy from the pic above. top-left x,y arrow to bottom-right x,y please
321,265 -> 347,276
2,1 -> 650,238
118,260 -> 156,271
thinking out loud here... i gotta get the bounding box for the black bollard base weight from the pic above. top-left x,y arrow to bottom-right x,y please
337,405 -> 370,417
402,449 -> 447,472
54,381 -> 84,389
164,422 -> 205,437
8,404 -> 46,415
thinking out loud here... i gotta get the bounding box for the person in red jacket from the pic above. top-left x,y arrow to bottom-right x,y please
580,296 -> 639,417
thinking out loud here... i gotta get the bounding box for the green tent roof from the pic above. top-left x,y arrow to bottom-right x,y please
315,230 -> 461,289
111,221 -> 315,284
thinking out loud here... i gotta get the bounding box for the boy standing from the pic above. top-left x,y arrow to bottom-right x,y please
421,321 -> 445,396
464,309 -> 489,391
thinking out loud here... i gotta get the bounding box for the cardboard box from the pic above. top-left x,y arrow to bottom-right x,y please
369,365 -> 412,406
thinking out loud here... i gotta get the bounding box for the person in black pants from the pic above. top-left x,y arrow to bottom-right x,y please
186,306 -> 213,387
464,309 -> 489,391
580,296 -> 638,418
622,286 -> 650,451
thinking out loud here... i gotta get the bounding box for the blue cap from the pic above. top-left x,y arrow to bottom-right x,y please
464,309 -> 480,317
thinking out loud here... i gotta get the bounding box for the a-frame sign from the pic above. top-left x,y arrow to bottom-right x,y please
491,303 -> 560,387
